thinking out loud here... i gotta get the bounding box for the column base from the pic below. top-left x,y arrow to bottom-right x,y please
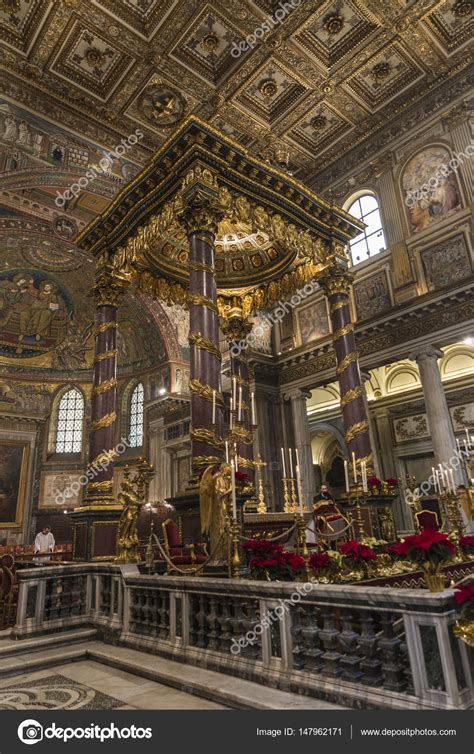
71,505 -> 122,561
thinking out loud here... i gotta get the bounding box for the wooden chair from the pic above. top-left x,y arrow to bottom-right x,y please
161,518 -> 208,574
415,509 -> 440,531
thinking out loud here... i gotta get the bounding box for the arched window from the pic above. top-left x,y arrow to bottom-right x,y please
55,388 -> 84,453
129,382 -> 144,447
347,193 -> 386,265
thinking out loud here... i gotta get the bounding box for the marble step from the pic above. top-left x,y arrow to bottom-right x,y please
0,628 -> 96,660
87,642 -> 344,710
0,643 -> 88,680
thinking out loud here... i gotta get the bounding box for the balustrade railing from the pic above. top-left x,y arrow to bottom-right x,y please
11,564 -> 473,710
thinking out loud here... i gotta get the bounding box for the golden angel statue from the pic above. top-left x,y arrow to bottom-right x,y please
115,459 -> 154,564
199,463 -> 232,565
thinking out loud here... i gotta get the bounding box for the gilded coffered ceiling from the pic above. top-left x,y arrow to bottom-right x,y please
0,0 -> 471,177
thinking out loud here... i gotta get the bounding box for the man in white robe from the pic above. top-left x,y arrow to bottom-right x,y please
34,526 -> 55,564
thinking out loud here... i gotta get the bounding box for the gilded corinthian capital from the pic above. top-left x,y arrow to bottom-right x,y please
93,266 -> 129,307
177,163 -> 225,235
319,262 -> 353,297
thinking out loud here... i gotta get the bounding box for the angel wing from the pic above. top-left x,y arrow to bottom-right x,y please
199,466 -> 215,536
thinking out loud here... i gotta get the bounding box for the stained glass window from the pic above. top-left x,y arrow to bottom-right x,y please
55,388 -> 84,453
129,383 -> 144,447
348,194 -> 386,265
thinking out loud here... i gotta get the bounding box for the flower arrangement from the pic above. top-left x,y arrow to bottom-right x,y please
386,529 -> 455,591
383,477 -> 398,495
242,539 -> 305,581
340,539 -> 378,564
361,537 -> 388,554
452,584 -> 474,648
453,584 -> 474,618
459,535 -> 474,556
367,476 -> 382,494
399,529 -> 455,567
309,549 -> 342,580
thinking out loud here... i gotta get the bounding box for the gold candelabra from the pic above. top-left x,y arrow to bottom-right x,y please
228,518 -> 241,579
344,482 -> 367,540
254,455 -> 267,513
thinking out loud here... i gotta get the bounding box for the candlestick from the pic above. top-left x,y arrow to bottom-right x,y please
230,459 -> 237,519
234,444 -> 238,471
251,392 -> 256,425
225,440 -> 229,463
281,447 -> 286,477
232,376 -> 237,407
238,385 -> 242,422
296,464 -> 303,515
229,396 -> 233,429
352,451 -> 357,482
289,448 -> 294,479
463,439 -> 469,453
456,438 -> 460,452
212,389 -> 216,424
465,428 -> 470,447
344,460 -> 350,493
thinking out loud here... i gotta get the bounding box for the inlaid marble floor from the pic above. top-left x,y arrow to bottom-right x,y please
0,661 -> 227,710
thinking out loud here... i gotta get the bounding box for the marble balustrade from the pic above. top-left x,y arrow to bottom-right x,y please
11,564 -> 472,710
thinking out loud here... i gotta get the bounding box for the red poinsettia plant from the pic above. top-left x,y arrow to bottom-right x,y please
339,539 -> 377,565
388,529 -> 455,567
367,476 -> 382,488
385,478 -> 398,487
453,584 -> 474,619
459,535 -> 474,555
242,539 -> 305,581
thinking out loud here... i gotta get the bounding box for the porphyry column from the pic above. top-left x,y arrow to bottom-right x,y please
321,264 -> 373,472
178,167 -> 225,475
223,300 -> 255,480
85,266 -> 127,505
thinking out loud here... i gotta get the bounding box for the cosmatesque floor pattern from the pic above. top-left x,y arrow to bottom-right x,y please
0,662 -> 227,710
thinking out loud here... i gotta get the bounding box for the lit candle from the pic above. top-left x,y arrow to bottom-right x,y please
234,444 -> 238,471
212,389 -> 216,424
464,439 -> 469,453
456,438 -> 460,452
251,392 -> 256,425
352,451 -> 357,482
296,465 -> 303,515
230,459 -> 237,519
229,396 -> 233,429
225,440 -> 229,463
289,448 -> 294,479
281,447 -> 287,477
465,428 -> 471,446
344,460 -> 350,493
233,377 -> 237,407
238,385 -> 242,422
